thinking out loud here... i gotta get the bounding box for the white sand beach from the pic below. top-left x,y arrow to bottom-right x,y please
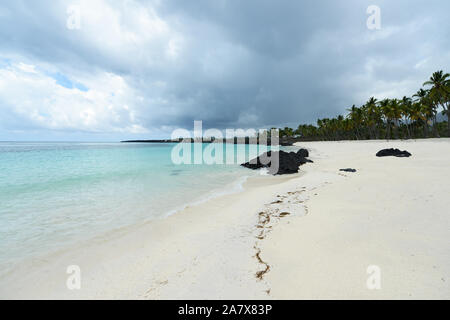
1,139 -> 449,299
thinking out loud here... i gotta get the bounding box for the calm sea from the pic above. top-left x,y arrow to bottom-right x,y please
0,142 -> 273,275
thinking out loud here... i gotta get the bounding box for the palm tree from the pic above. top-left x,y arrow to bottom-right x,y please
400,96 -> 413,139
335,115 -> 345,140
423,70 -> 450,136
317,119 -> 329,140
346,105 -> 363,139
379,99 -> 392,139
444,83 -> 450,135
413,89 -> 433,138
365,97 -> 380,139
279,127 -> 294,138
409,102 -> 424,137
389,99 -> 403,139
342,117 -> 353,139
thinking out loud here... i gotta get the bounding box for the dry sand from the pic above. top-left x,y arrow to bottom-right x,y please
264,139 -> 450,299
1,139 -> 449,299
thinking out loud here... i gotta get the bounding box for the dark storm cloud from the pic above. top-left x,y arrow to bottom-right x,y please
0,0 -> 449,139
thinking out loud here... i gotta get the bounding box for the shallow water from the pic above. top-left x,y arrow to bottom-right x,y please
0,142 -> 273,274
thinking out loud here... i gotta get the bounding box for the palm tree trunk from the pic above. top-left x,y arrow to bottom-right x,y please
447,110 -> 450,137
394,120 -> 399,139
386,121 -> 391,140
371,124 -> 378,139
406,122 -> 411,139
433,116 -> 440,138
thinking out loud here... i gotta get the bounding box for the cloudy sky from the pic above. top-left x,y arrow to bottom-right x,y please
0,0 -> 449,141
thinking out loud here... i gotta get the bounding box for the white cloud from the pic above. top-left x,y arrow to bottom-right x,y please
0,61 -> 148,133
16,62 -> 38,74
70,0 -> 183,68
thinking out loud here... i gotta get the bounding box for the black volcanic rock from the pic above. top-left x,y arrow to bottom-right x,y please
340,168 -> 357,172
376,148 -> 411,157
289,151 -> 313,164
241,150 -> 312,175
296,148 -> 309,158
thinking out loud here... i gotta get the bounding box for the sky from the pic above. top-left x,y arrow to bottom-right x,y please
0,0 -> 449,141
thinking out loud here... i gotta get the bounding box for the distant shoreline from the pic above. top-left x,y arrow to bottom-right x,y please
120,138 -> 296,146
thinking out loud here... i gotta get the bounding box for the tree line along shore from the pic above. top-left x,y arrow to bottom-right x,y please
278,70 -> 450,141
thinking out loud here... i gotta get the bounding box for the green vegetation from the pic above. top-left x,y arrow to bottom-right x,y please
279,70 -> 450,140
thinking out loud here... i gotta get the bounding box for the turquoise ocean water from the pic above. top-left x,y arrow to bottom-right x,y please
0,142 -> 273,275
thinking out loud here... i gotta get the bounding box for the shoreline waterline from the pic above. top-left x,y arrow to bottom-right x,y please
0,141 -> 290,280
0,170 -> 303,299
0,171 -> 253,279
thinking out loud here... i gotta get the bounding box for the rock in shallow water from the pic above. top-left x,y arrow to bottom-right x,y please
241,150 -> 312,175
376,148 -> 412,157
